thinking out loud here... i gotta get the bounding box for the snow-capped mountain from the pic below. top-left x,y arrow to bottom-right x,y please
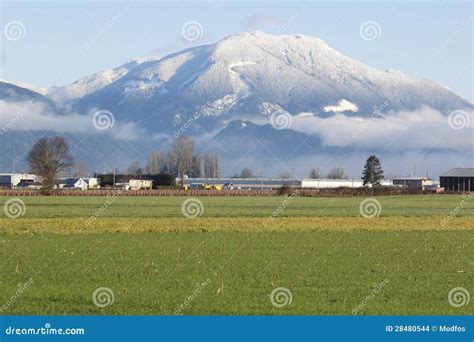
1,32 -> 472,174
72,31 -> 471,134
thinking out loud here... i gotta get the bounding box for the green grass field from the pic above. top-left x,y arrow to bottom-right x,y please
0,195 -> 472,315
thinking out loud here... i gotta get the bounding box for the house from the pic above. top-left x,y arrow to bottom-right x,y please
392,177 -> 434,190
129,179 -> 153,190
62,178 -> 88,190
440,168 -> 474,192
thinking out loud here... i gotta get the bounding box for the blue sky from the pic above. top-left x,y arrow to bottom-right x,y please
1,0 -> 472,101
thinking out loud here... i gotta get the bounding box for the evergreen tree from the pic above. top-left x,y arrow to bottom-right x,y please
362,155 -> 384,186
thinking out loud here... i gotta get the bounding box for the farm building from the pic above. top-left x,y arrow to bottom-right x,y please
301,179 -> 392,189
0,173 -> 41,189
183,178 -> 393,190
58,178 -> 99,190
392,177 -> 434,190
440,168 -> 474,192
61,178 -> 89,190
181,178 -> 300,190
129,179 -> 153,190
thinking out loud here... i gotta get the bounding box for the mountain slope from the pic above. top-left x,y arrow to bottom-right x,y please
73,31 -> 472,136
47,57 -> 161,102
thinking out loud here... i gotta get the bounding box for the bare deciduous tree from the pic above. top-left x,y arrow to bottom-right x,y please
309,168 -> 320,179
171,135 -> 196,187
127,161 -> 143,176
27,136 -> 74,194
203,152 -> 221,178
326,167 -> 348,179
145,151 -> 162,174
191,155 -> 202,178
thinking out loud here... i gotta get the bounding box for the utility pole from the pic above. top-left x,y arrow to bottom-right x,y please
113,166 -> 116,189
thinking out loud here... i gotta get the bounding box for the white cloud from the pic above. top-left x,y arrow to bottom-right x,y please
289,106 -> 473,150
0,100 -> 142,141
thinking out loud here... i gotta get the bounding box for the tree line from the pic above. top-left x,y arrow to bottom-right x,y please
25,135 -> 385,194
125,136 -> 221,186
307,155 -> 384,186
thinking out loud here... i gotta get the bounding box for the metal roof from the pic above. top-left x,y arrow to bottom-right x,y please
393,177 -> 432,181
440,168 -> 474,177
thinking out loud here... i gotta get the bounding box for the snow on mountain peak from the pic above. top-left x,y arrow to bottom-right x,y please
63,31 -> 473,136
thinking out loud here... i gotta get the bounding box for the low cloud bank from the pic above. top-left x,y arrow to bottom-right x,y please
290,106 -> 473,150
0,100 -> 142,141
